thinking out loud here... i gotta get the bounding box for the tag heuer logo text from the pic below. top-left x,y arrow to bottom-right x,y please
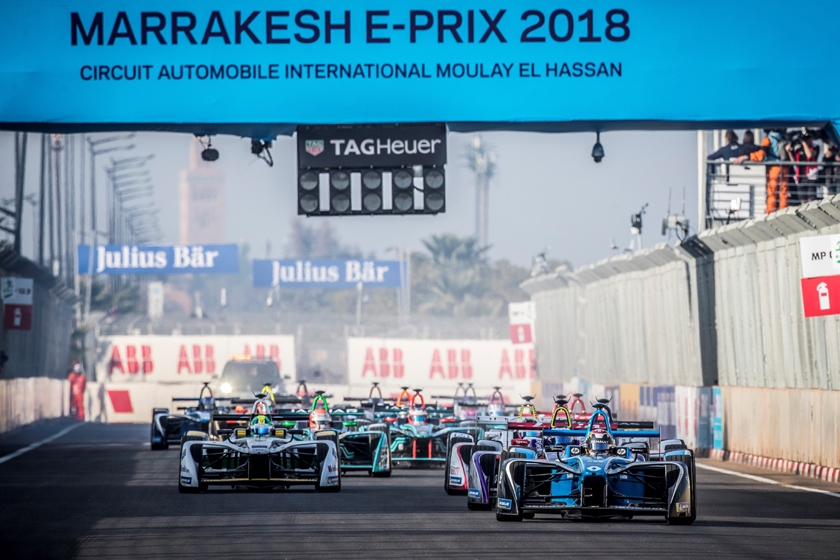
305,140 -> 324,156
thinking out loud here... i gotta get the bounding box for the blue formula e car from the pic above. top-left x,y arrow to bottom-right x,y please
151,383 -> 233,450
494,408 -> 696,524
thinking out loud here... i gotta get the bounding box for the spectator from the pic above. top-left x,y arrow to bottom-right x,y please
792,131 -> 820,203
821,142 -> 840,196
67,361 -> 87,420
734,130 -> 789,213
739,130 -> 763,157
707,130 -> 741,160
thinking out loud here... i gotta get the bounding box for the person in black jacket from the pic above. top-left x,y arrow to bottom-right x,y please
708,130 -> 741,160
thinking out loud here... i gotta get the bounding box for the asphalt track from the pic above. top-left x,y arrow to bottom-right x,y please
1,421 -> 839,559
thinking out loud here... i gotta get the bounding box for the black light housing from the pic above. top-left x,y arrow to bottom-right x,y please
591,131 -> 604,163
329,170 -> 352,214
297,170 -> 320,215
361,169 -> 384,213
392,168 -> 415,214
423,167 -> 445,214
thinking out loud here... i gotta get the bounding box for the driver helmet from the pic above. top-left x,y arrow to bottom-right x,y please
254,400 -> 269,415
198,396 -> 214,411
250,414 -> 273,437
586,431 -> 613,453
486,403 -> 505,416
408,408 -> 427,426
309,409 -> 331,431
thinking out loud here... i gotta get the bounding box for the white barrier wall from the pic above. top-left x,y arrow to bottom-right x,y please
347,337 -> 535,396
95,335 -> 296,382
0,378 -> 69,433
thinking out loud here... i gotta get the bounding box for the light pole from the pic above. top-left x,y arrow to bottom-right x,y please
466,136 -> 496,248
84,134 -> 134,324
387,246 -> 410,325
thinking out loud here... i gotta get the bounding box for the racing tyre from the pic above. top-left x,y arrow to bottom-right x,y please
151,409 -> 169,450
667,453 -> 697,525
468,500 -> 492,511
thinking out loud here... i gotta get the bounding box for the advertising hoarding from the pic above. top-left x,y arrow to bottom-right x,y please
253,259 -> 401,288
347,337 -> 535,395
78,244 -> 239,275
96,335 -> 295,382
1,3 -> 839,129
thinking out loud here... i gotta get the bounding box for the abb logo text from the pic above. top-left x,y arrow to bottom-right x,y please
429,349 -> 473,380
498,348 -> 536,380
108,345 -> 154,375
362,348 -> 405,378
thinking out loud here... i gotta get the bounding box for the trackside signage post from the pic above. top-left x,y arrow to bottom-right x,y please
798,235 -> 840,318
253,259 -> 401,288
1,3 -> 840,130
77,244 -> 239,275
508,301 -> 536,344
1,277 -> 34,331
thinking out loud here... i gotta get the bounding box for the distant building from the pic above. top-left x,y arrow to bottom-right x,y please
179,139 -> 225,244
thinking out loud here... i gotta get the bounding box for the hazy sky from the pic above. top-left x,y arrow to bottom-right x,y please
0,129 -> 698,269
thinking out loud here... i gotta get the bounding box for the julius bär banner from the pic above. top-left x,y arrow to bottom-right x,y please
78,244 -> 238,275
96,335 -> 296,382
347,338 -> 535,388
2,2 -> 839,129
253,259 -> 401,288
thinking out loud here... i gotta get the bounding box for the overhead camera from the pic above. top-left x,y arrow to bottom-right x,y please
591,131 -> 604,163
200,137 -> 219,162
251,139 -> 274,167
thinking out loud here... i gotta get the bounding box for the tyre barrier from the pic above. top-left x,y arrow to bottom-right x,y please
708,449 -> 840,484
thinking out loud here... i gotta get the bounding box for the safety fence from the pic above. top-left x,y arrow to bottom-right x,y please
0,377 -> 70,433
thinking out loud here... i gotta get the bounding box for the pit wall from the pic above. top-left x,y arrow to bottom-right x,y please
0,378 -> 70,434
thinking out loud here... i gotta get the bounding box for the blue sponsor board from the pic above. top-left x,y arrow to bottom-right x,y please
468,489 -> 481,499
253,259 -> 401,289
1,3 -> 839,131
78,244 -> 238,275
713,387 -> 724,451
497,498 -> 512,510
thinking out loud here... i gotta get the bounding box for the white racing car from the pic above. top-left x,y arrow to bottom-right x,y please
179,400 -> 341,493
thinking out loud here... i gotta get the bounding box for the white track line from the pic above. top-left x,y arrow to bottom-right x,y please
697,462 -> 840,499
0,423 -> 81,465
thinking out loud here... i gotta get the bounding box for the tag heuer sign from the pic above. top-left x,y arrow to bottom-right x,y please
305,140 -> 324,156
298,123 -> 447,168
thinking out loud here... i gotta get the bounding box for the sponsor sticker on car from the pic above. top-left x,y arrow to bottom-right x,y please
497,498 -> 512,510
449,476 -> 463,485
676,502 -> 691,514
180,476 -> 191,484
468,489 -> 481,499
328,476 -> 340,485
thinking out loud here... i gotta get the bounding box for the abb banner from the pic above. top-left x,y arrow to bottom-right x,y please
95,335 -> 296,382
347,338 -> 535,387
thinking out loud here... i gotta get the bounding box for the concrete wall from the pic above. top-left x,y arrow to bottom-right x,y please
0,247 -> 76,380
722,386 -> 840,469
0,377 -> 69,433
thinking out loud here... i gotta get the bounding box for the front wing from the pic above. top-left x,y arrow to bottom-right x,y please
179,439 -> 340,490
496,458 -> 692,519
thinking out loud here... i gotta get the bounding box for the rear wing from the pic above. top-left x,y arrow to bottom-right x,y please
544,429 -> 661,439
